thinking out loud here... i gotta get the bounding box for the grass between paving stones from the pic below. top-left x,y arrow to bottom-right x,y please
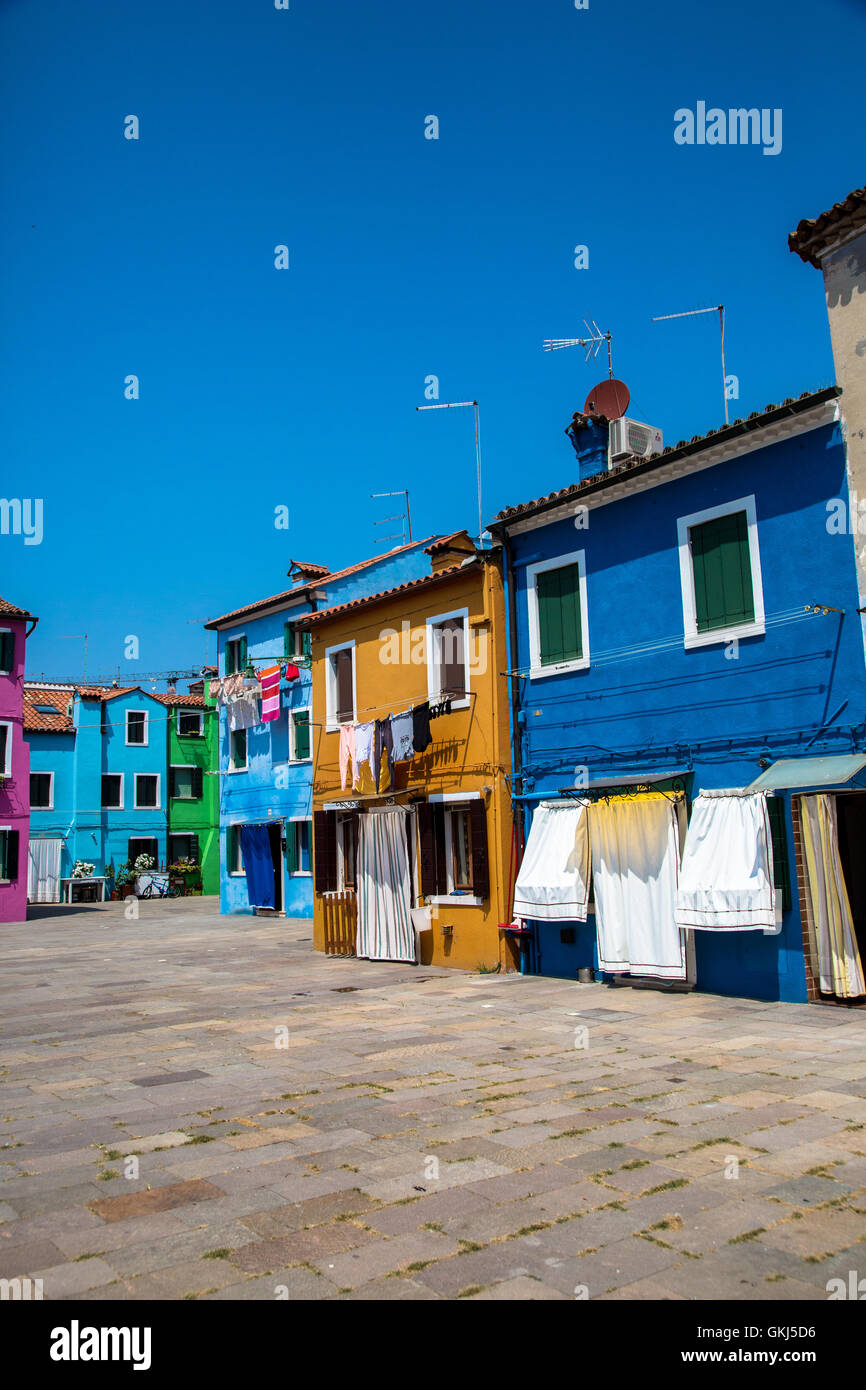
201,1248 -> 232,1259
728,1228 -> 766,1244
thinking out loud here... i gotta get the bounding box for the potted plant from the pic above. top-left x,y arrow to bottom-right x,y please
114,862 -> 136,899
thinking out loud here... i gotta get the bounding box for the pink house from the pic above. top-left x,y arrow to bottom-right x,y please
0,595 -> 38,923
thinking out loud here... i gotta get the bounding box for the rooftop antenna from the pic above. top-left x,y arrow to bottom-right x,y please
371,490 -> 412,547
59,633 -> 88,683
416,401 -> 484,546
543,319 -> 614,379
652,304 -> 728,425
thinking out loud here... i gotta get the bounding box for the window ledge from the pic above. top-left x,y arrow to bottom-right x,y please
684,621 -> 765,650
290,870 -> 313,878
427,894 -> 483,907
529,657 -> 589,680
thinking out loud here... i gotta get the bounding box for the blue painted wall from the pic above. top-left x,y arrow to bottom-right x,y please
217,543 -> 439,917
506,416 -> 866,1001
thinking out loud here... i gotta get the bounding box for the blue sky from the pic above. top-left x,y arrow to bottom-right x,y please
2,0 -> 863,683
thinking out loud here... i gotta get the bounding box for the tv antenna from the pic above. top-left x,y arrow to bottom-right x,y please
59,633 -> 88,683
652,304 -> 729,425
416,401 -> 484,546
371,490 -> 412,547
543,320 -> 613,379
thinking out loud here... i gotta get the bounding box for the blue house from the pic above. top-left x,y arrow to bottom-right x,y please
24,683 -> 171,896
205,540 -> 447,919
489,386 -> 866,1003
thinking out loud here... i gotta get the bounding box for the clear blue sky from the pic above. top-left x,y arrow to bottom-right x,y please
2,0 -> 863,684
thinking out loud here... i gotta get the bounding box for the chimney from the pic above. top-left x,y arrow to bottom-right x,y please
565,411 -> 610,481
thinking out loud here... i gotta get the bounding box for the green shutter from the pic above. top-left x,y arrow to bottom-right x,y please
284,623 -> 292,659
766,797 -> 791,913
536,563 -> 582,666
303,631 -> 311,660
239,636 -> 248,672
690,511 -> 755,633
286,823 -> 298,874
294,710 -> 310,761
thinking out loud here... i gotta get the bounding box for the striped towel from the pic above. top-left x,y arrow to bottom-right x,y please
259,665 -> 282,722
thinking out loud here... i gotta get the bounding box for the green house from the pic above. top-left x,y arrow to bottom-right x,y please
163,676 -> 219,895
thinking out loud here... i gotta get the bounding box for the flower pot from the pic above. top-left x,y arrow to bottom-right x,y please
120,883 -> 136,899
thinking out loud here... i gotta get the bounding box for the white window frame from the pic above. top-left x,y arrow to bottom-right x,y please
30,769 -> 54,810
0,825 -> 12,883
325,640 -> 356,732
101,773 -> 124,810
426,606 -> 471,710
176,709 -> 204,737
526,549 -> 590,679
427,791 -> 483,907
225,634 -> 247,677
336,813 -> 358,891
228,825 -> 245,876
677,495 -> 765,650
0,721 -> 12,777
133,772 -> 161,810
289,816 -> 313,876
125,708 -> 149,747
170,763 -> 196,800
289,705 -> 313,763
228,728 -> 248,772
0,628 -> 13,675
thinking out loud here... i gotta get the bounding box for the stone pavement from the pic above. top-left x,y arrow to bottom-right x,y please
1,898 -> 865,1301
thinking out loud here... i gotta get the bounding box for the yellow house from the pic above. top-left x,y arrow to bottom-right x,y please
299,532 -> 517,972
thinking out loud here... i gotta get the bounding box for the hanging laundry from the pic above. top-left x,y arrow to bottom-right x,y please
375,717 -> 394,792
227,679 -> 260,731
390,710 -> 415,763
284,664 -> 300,681
513,801 -> 590,921
208,677 -> 223,702
429,697 -> 452,719
259,665 -> 281,723
412,701 -> 432,754
220,672 -> 245,703
353,721 -> 377,786
676,790 -> 776,932
339,724 -> 356,792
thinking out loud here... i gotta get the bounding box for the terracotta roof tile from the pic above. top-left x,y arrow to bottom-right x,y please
297,562 -> 481,628
0,594 -> 37,621
152,691 -> 205,707
789,186 -> 866,267
23,686 -> 75,732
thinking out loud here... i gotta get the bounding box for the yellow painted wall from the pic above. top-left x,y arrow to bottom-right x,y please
308,555 -> 517,972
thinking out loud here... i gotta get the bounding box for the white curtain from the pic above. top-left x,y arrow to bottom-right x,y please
513,801 -> 590,921
589,796 -> 687,980
356,809 -> 415,962
28,839 -> 63,903
676,790 -> 776,931
800,795 -> 865,998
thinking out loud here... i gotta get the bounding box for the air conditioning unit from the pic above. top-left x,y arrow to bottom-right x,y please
608,417 -> 663,465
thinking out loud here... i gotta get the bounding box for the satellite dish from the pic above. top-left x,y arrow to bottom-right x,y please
583,378 -> 630,420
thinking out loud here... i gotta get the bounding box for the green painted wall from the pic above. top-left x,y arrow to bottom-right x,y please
166,686 -> 219,895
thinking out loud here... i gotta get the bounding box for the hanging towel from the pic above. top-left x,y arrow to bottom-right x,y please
239,824 -> 275,909
259,665 -> 281,723
227,680 -> 260,731
513,801 -> 590,921
412,701 -> 432,754
339,724 -> 356,792
222,673 -> 244,701
390,710 -> 415,763
353,722 -> 376,786
800,794 -> 865,997
590,795 -> 687,980
284,663 -> 300,681
356,808 -> 415,961
675,789 -> 776,931
375,717 -> 394,793
208,677 -> 223,702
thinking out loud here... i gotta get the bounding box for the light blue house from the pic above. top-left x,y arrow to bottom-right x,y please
24,683 -> 171,895
206,541 -> 446,918
489,386 -> 866,1003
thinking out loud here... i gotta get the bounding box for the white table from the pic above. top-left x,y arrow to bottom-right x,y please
61,876 -> 109,904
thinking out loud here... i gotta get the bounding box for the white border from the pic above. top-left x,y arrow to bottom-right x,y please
125,708 -> 149,747
325,640 -> 356,731
677,495 -> 765,649
526,549 -> 590,679
228,728 -> 248,772
288,816 -> 312,875
426,606 -> 471,710
0,628 -> 13,676
427,794 -> 483,906
101,772 -> 124,810
170,763 -> 197,799
133,772 -> 161,810
289,706 -> 313,762
30,769 -> 54,810
0,721 -> 12,777
176,709 -> 204,737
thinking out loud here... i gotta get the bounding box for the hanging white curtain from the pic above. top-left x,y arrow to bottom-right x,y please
676,789 -> 776,931
800,794 -> 865,998
589,795 -> 687,980
28,838 -> 63,903
513,801 -> 590,921
356,808 -> 415,962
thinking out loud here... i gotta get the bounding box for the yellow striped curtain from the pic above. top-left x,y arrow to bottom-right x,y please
800,794 -> 865,998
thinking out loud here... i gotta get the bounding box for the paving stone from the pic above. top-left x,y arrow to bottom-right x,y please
314,1230 -> 461,1288
32,1257 -> 117,1297
87,1179 -> 226,1223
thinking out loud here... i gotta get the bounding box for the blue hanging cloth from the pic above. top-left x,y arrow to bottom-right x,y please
239,824 -> 275,909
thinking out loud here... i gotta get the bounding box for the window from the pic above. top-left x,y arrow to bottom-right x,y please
229,729 -> 247,771
177,709 -> 203,737
170,765 -> 203,800
427,609 -> 470,706
287,820 -> 312,875
0,828 -> 20,881
227,825 -> 245,875
677,496 -> 765,648
290,709 -> 311,762
102,774 -> 123,809
170,833 -> 199,864
285,623 -> 312,662
126,709 -> 148,746
0,722 -> 11,777
0,631 -> 14,674
337,813 -> 358,890
325,642 -> 355,729
526,550 -> 590,677
30,772 -> 53,809
225,635 -> 247,676
128,837 -> 158,866
417,795 -> 489,903
767,797 -> 791,914
134,774 -> 159,809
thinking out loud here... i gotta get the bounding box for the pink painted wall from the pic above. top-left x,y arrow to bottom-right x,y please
0,615 -> 31,923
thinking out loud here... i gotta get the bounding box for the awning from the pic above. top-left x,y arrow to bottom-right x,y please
747,754 -> 866,792
557,768 -> 691,797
